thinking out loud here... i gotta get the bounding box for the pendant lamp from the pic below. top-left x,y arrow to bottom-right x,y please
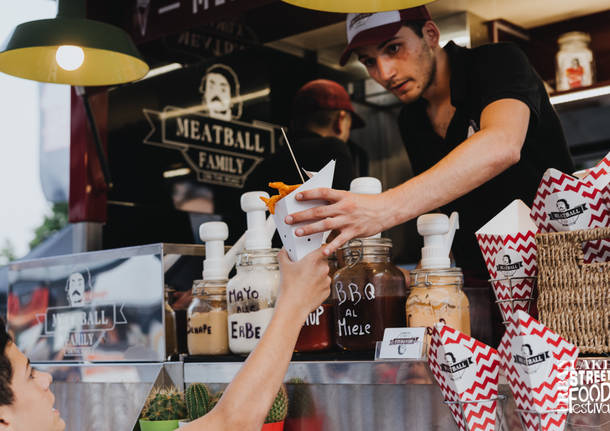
0,0 -> 149,86
280,0 -> 434,13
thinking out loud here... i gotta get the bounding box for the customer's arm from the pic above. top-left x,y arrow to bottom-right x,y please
182,247 -> 330,431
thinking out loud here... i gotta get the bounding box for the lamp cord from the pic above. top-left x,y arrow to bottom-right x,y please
80,93 -> 114,189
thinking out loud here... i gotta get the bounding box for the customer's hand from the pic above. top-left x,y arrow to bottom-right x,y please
276,247 -> 330,322
284,189 -> 388,256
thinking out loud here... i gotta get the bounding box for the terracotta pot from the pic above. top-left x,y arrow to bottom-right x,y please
284,416 -> 324,431
261,420 -> 285,431
139,419 -> 182,431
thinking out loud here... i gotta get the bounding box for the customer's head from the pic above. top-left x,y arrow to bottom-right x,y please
0,320 -> 64,431
340,6 -> 440,104
291,79 -> 364,143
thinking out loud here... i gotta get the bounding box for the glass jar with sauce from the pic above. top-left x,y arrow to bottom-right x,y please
332,238 -> 407,351
187,279 -> 229,355
295,253 -> 338,352
227,249 -> 280,354
406,267 -> 470,335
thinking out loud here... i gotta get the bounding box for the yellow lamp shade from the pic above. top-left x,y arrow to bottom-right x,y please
281,0 -> 434,13
0,4 -> 148,86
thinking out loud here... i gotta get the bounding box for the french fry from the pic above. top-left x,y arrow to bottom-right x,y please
260,182 -> 301,214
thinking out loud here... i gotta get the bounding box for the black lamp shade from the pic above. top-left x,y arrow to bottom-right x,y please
0,17 -> 149,86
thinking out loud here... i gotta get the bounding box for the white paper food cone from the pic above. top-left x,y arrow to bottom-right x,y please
475,200 -> 538,322
498,311 -> 579,431
428,323 -> 500,431
273,160 -> 335,261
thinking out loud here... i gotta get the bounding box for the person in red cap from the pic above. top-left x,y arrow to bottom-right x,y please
245,78 -> 365,193
287,6 -> 573,282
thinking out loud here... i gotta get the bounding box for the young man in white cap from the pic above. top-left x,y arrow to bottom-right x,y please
286,6 -> 573,282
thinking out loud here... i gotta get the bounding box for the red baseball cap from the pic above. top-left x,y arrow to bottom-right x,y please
293,79 -> 365,129
340,6 -> 431,66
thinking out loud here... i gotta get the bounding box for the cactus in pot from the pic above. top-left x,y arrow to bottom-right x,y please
139,387 -> 187,431
185,383 -> 212,421
208,389 -> 223,411
264,385 -> 288,425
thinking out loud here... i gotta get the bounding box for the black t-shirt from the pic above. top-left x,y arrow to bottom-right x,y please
398,41 -> 574,277
244,130 -> 355,194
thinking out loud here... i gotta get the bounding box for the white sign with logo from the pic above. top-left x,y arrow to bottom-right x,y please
510,334 -> 554,389
143,62 -> 276,188
378,327 -> 425,360
438,343 -> 477,385
494,246 -> 526,279
545,190 -> 590,231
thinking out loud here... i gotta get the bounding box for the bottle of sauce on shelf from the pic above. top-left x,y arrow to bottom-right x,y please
406,212 -> 471,337
187,222 -> 230,355
332,177 -> 406,351
294,251 -> 337,352
227,192 -> 280,354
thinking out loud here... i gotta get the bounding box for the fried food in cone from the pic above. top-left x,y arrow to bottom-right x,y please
260,182 -> 301,214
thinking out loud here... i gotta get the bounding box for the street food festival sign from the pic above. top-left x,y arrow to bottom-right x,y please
143,63 -> 275,188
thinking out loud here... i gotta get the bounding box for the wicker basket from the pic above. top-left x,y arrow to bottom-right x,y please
536,227 -> 610,354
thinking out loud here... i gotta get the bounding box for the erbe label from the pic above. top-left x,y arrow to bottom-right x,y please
439,344 -> 477,383
545,190 -> 590,230
511,335 -> 554,388
494,247 -> 525,278
378,327 -> 425,359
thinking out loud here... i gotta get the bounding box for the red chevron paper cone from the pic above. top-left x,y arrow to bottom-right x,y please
498,311 -> 579,431
583,151 -> 610,191
531,168 -> 610,263
580,152 -> 610,263
476,200 -> 538,323
428,323 -> 500,431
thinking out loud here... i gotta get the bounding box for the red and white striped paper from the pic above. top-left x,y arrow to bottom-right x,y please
531,168 -> 610,263
429,323 -> 500,431
476,200 -> 538,323
498,311 -> 579,431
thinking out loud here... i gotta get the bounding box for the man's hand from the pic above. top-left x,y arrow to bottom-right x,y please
284,188 -> 387,256
276,247 -> 331,321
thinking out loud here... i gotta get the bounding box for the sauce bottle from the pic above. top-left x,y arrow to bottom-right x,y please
296,177 -> 386,353
187,222 -> 230,355
227,192 -> 280,354
294,252 -> 337,352
405,213 -> 471,336
332,238 -> 406,351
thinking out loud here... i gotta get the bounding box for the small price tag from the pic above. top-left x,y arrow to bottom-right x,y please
377,327 -> 426,360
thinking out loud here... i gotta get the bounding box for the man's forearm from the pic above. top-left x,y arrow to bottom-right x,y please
382,128 -> 520,228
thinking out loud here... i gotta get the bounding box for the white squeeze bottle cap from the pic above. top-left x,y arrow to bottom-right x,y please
350,177 -> 382,239
241,191 -> 272,250
199,221 -> 229,281
417,212 -> 459,269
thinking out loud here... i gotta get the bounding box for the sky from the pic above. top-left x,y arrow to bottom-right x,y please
0,0 -> 61,258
